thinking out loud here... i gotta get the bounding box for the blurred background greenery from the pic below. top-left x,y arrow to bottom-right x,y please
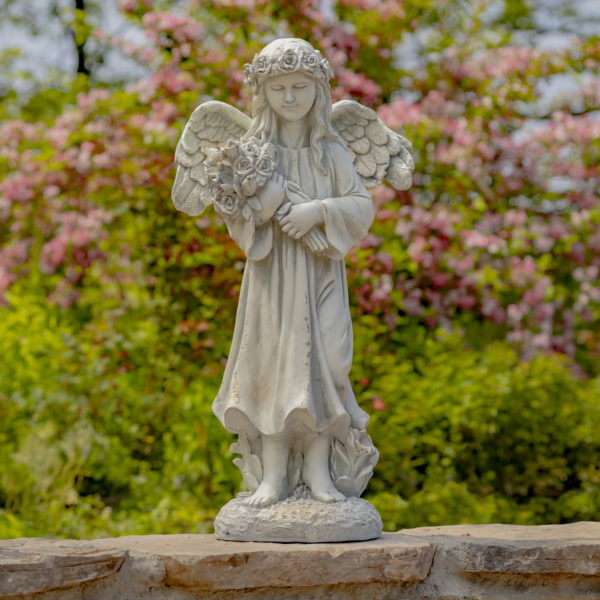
0,0 -> 598,538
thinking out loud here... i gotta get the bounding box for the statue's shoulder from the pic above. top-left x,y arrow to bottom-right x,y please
323,138 -> 354,164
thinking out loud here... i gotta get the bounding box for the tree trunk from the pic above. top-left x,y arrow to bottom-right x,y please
73,0 -> 89,76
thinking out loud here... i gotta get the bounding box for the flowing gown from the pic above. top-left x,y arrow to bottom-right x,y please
213,140 -> 375,444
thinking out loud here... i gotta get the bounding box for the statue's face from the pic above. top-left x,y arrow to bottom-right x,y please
265,72 -> 316,122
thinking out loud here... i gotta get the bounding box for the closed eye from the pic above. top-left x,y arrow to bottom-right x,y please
293,84 -> 308,89
269,85 -> 284,91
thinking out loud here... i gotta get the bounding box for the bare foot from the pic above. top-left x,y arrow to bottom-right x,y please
302,433 -> 346,503
244,434 -> 290,508
310,481 -> 346,503
245,480 -> 285,507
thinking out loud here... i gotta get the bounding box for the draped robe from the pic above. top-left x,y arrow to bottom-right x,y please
213,140 -> 375,442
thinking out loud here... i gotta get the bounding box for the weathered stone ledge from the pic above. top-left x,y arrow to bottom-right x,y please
1,522 -> 599,599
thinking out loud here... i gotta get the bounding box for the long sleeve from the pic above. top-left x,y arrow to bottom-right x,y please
318,143 -> 375,260
222,213 -> 273,261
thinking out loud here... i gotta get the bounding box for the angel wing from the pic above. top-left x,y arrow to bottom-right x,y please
172,101 -> 251,216
331,100 -> 414,190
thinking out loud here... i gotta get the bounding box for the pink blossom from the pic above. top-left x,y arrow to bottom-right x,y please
569,243 -> 586,264
119,0 -> 152,11
402,293 -> 424,316
451,46 -> 541,81
0,174 -> 34,204
449,255 -> 474,275
457,294 -> 476,310
481,297 -> 506,325
142,12 -> 203,45
376,252 -> 394,273
372,396 -> 386,411
379,97 -> 423,128
371,274 -> 393,302
93,153 -> 113,169
384,313 -> 397,330
0,269 -> 16,300
430,272 -> 450,288
462,230 -> 505,253
503,210 -> 526,228
339,0 -> 379,9
377,0 -> 405,18
507,303 -> 528,323
335,69 -> 381,104
214,0 -> 255,7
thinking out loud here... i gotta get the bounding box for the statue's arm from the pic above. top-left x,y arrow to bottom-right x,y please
221,213 -> 273,262
317,143 -> 375,260
221,172 -> 286,260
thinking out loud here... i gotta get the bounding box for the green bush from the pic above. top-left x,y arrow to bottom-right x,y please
364,333 -> 600,529
0,281 -> 239,538
1,284 -> 597,536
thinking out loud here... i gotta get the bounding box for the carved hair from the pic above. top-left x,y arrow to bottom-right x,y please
243,38 -> 342,174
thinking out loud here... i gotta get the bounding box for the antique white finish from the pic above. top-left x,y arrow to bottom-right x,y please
172,38 -> 413,542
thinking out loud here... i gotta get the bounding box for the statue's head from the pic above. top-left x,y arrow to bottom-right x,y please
243,38 -> 333,96
243,38 -> 339,173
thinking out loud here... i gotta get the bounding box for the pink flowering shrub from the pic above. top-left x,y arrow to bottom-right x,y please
0,0 -> 598,536
366,36 -> 600,372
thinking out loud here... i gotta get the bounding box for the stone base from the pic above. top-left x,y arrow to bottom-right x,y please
214,490 -> 383,542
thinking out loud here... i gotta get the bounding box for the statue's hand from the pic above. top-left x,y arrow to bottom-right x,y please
280,202 -> 323,240
255,173 -> 285,225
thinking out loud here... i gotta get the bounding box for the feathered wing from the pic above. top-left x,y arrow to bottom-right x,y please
331,100 -> 414,190
172,101 -> 251,216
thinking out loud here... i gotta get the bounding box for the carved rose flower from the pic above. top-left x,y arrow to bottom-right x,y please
254,55 -> 270,74
215,191 -> 240,217
301,51 -> 319,73
269,63 -> 282,77
241,175 -> 258,196
321,58 -> 334,80
206,166 -> 220,185
221,138 -> 239,161
243,63 -> 257,91
255,155 -> 276,178
233,155 -> 255,177
240,139 -> 261,157
280,48 -> 299,71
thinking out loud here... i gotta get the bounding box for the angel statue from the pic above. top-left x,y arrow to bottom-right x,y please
172,38 -> 413,542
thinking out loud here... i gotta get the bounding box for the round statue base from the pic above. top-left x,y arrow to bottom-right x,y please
214,489 -> 382,543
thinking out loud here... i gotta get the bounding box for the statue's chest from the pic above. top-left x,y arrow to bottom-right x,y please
279,149 -> 334,200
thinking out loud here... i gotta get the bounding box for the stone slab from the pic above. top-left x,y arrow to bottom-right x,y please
401,522 -> 600,575
94,532 -> 435,590
400,521 -> 600,540
0,538 -> 125,597
0,523 -> 599,599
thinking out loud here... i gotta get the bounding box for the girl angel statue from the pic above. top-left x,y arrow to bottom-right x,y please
172,38 -> 413,539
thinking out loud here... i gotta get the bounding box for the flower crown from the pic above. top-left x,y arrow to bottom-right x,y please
243,46 -> 334,93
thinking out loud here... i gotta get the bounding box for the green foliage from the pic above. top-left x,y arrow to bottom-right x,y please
364,334 -> 600,529
1,75 -> 93,123
1,282 -> 598,536
0,279 -> 239,538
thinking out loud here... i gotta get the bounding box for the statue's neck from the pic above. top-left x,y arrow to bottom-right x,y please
277,118 -> 309,149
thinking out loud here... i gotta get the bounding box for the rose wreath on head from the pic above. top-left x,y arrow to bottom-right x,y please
243,45 -> 333,94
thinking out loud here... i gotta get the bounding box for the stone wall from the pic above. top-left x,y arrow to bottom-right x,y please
1,523 -> 599,599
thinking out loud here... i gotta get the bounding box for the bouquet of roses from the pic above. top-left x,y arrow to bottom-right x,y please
205,136 -> 278,221
206,136 -> 328,254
